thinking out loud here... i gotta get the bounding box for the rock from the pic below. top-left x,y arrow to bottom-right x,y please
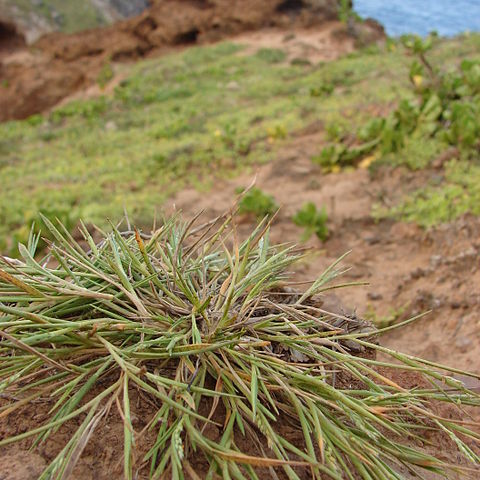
411,267 -> 427,279
347,18 -> 386,47
429,255 -> 442,268
363,235 -> 380,245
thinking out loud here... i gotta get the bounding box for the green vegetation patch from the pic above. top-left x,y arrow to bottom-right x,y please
2,34 -> 480,252
2,0 -> 108,33
384,160 -> 480,227
293,202 -> 329,242
0,39 -> 410,254
311,33 -> 480,226
237,187 -> 278,219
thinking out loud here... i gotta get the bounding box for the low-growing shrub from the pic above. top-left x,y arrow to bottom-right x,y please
237,187 -> 278,218
312,139 -> 378,172
315,34 -> 480,172
254,48 -> 287,64
310,82 -> 335,97
97,61 -> 114,89
293,202 -> 329,242
50,97 -> 109,123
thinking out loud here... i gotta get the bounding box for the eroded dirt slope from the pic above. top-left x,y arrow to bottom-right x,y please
0,0 -> 383,121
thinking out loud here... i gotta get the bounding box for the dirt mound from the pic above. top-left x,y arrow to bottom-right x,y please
0,0 -> 384,122
0,366 -> 473,479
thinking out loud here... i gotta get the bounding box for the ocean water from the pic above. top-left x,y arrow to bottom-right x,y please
354,0 -> 480,37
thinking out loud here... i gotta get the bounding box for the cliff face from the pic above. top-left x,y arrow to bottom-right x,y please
0,0 -> 384,122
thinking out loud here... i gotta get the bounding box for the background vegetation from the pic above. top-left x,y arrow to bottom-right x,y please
1,34 -> 480,254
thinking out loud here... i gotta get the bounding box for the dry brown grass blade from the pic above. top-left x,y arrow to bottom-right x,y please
212,449 -> 312,467
0,267 -> 44,297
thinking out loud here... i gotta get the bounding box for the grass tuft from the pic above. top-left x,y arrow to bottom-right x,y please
0,213 -> 479,478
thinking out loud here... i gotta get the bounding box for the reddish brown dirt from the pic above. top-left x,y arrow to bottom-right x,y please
0,0 -> 384,122
169,134 -> 480,379
0,368 -> 475,480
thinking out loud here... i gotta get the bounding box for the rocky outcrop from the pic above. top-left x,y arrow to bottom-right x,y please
0,0 -> 385,122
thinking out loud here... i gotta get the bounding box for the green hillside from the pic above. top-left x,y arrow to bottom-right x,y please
1,0 -> 148,35
1,33 -> 480,254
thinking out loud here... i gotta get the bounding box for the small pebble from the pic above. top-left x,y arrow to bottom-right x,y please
430,255 -> 442,268
363,235 -> 380,245
455,337 -> 472,353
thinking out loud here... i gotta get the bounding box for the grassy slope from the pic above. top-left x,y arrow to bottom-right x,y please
1,0 -> 108,33
1,34 -> 480,253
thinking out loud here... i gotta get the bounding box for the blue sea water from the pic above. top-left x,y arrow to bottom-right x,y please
354,0 -> 480,37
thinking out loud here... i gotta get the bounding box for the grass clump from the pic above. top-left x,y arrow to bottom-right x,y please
0,214 -> 480,479
97,60 -> 114,89
254,48 -> 287,64
292,202 -> 329,242
237,187 -> 278,219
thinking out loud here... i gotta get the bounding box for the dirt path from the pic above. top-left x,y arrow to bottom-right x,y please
169,132 -> 480,379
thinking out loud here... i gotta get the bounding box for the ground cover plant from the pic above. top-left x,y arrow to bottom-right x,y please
5,35 -> 480,254
0,213 -> 480,479
313,33 -> 480,226
292,202 -> 329,242
237,187 -> 279,219
0,0 -> 144,33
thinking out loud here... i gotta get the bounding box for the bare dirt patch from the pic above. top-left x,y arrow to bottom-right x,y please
168,134 -> 480,378
233,24 -> 355,64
